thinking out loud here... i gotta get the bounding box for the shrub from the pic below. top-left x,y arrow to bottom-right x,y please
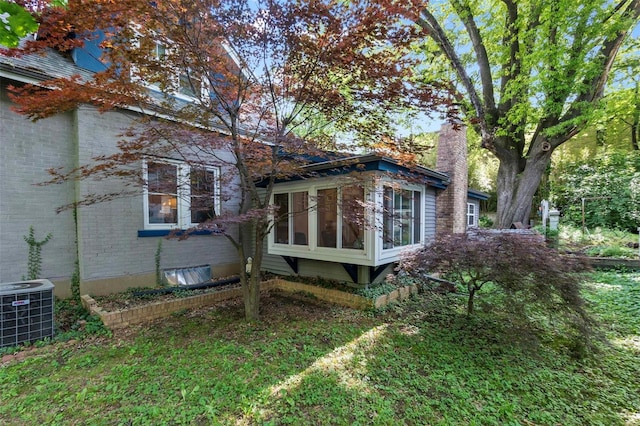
400,230 -> 594,352
551,151 -> 640,232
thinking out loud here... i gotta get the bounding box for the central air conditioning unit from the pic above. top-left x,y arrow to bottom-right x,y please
0,279 -> 55,348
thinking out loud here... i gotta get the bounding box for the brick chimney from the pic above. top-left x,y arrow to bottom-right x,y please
436,124 -> 468,235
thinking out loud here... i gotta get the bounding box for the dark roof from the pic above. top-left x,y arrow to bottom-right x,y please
0,36 -> 94,83
256,153 -> 451,189
467,188 -> 490,201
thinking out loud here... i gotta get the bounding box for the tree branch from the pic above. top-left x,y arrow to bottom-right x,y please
550,0 -> 640,148
450,0 -> 497,119
416,8 -> 494,150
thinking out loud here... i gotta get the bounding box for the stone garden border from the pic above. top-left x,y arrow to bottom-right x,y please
81,278 -> 418,329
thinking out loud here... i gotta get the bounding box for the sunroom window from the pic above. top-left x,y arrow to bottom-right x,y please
274,192 -> 309,245
382,187 -> 422,249
144,160 -> 219,230
273,186 -> 364,250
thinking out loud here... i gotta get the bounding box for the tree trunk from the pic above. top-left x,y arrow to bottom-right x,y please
242,220 -> 266,322
494,139 -> 553,229
467,286 -> 475,315
244,273 -> 261,321
495,154 -> 520,229
632,103 -> 639,150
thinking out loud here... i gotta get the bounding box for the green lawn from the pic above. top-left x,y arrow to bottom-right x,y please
1,271 -> 639,425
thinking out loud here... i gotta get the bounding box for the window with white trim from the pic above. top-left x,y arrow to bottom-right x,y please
467,202 -> 478,227
274,191 -> 309,245
273,185 -> 365,250
143,160 -> 220,230
382,186 -> 422,249
132,38 -> 206,100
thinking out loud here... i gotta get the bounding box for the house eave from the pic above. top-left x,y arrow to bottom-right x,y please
467,188 -> 490,201
256,154 -> 451,189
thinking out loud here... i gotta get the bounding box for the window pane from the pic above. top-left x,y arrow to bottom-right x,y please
148,194 -> 177,224
147,162 -> 178,225
394,190 -> 412,247
413,191 -> 421,244
383,186 -> 393,249
317,188 -> 337,248
179,72 -> 201,97
190,168 -> 216,223
148,162 -> 177,194
341,186 -> 364,249
383,187 -> 421,249
292,192 -> 308,245
155,43 -> 166,60
274,193 -> 289,244
467,203 -> 476,226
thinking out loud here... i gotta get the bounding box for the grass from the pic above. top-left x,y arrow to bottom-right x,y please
1,271 -> 640,425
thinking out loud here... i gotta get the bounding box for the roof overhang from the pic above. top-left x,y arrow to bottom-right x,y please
255,154 -> 451,189
467,188 -> 490,201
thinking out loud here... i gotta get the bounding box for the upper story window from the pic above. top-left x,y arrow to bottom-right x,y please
153,42 -> 167,61
133,38 -> 206,100
178,69 -> 202,98
143,160 -> 220,230
382,186 -> 422,249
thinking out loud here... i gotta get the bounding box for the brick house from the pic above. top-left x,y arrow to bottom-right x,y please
0,42 -> 486,296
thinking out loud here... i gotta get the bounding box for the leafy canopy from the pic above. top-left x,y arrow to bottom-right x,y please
0,1 -> 38,48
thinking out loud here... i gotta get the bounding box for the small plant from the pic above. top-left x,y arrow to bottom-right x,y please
585,245 -> 635,258
355,283 -> 397,300
23,226 -> 53,280
479,215 -> 494,228
54,298 -> 111,341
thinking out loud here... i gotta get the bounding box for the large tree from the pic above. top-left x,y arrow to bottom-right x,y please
411,0 -> 640,228
602,37 -> 640,151
8,0 -> 439,320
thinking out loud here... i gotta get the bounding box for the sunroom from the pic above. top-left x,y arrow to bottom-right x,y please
259,155 -> 450,285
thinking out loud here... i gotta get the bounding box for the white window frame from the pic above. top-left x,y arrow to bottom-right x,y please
467,202 -> 478,228
272,185 -> 366,251
381,185 -> 424,251
143,159 -> 220,230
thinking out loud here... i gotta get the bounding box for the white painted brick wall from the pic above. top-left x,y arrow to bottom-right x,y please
1,83 -> 240,288
1,82 -> 77,282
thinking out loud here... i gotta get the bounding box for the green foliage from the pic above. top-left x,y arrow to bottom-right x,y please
54,298 -> 111,341
0,1 -> 38,48
585,245 -> 636,258
582,270 -> 640,336
479,215 -> 494,228
551,151 -> 640,232
354,283 -> 397,300
1,276 -> 639,424
414,0 -> 640,227
22,226 -> 52,280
